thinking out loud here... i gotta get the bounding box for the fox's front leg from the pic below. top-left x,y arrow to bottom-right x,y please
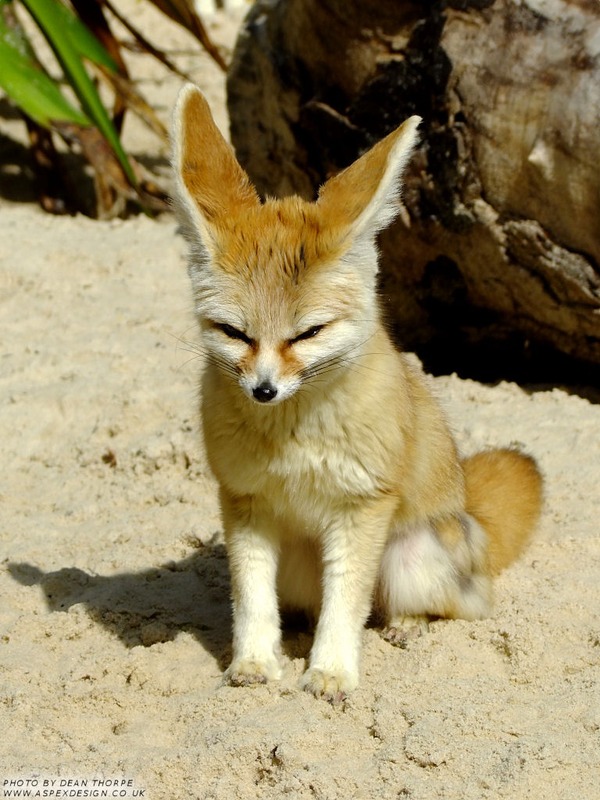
221,493 -> 282,685
302,499 -> 396,702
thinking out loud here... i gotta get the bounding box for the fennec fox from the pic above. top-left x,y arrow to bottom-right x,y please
172,85 -> 543,702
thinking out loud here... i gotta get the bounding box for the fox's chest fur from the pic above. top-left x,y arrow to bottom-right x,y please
201,354 -> 408,525
199,328 -> 465,539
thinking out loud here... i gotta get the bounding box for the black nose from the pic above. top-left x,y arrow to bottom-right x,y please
252,382 -> 278,403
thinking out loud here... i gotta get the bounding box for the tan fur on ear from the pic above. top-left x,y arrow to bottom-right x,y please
172,84 -> 260,228
317,116 -> 422,236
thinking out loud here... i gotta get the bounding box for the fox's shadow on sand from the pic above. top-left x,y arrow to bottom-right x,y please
10,544 -> 234,668
8,544 -> 313,669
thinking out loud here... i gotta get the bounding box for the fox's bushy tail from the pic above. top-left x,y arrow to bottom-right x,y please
463,449 -> 543,574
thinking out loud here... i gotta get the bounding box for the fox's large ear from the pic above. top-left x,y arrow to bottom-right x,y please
317,116 -> 421,241
171,84 -> 260,243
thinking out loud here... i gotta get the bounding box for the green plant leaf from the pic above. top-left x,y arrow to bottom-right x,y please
45,0 -> 119,71
0,10 -> 90,127
21,0 -> 137,186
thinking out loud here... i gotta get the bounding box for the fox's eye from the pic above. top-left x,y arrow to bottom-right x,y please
290,324 -> 325,344
215,323 -> 253,345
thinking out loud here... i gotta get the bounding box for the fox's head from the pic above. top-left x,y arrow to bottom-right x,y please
172,85 -> 420,405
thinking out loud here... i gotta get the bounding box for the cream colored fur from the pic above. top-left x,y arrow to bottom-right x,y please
171,85 -> 543,702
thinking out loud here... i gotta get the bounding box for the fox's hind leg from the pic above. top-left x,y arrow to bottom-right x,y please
377,514 -> 492,646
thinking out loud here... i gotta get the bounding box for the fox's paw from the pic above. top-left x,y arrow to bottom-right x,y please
301,667 -> 357,704
382,615 -> 430,649
225,657 -> 282,687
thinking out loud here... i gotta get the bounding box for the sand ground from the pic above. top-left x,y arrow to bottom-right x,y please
1,4 -> 599,799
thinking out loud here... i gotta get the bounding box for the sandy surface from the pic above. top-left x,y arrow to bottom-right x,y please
1,4 -> 599,799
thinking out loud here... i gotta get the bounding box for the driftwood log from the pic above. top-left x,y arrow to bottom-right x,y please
227,0 -> 600,379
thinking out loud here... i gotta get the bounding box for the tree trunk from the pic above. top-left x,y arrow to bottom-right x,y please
227,0 -> 600,378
